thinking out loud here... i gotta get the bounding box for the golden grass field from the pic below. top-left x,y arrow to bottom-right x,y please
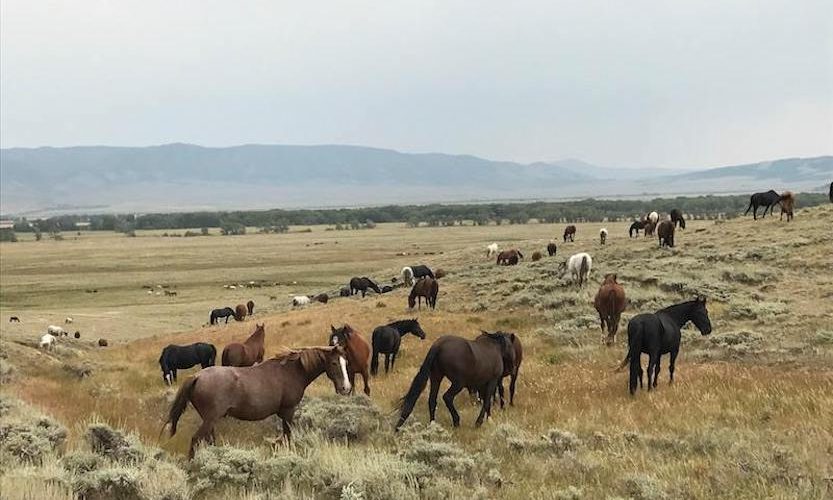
1,206 -> 832,499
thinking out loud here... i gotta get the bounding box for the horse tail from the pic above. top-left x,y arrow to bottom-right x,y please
165,376 -> 197,438
431,280 -> 439,309
370,347 -> 380,376
221,347 -> 230,366
208,345 -> 217,367
396,343 -> 441,430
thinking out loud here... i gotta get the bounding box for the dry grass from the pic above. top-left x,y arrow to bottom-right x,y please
2,205 -> 832,498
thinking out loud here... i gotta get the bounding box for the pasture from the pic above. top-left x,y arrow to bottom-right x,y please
1,206 -> 832,499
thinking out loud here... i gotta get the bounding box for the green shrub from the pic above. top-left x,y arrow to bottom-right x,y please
0,417 -> 67,465
85,423 -> 144,464
294,395 -> 385,442
72,466 -> 142,500
188,446 -> 259,494
622,473 -> 668,500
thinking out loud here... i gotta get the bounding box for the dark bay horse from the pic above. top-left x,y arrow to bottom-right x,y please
234,304 -> 247,321
329,324 -> 372,396
408,278 -> 438,310
396,331 -> 516,429
159,343 -> 216,385
496,249 -> 523,265
629,221 -> 645,238
643,221 -> 656,237
670,209 -> 686,229
246,300 -> 255,315
657,220 -> 675,248
371,319 -> 426,375
779,191 -> 795,221
165,345 -> 351,459
221,324 -> 265,367
209,307 -> 235,325
494,332 -> 523,408
349,277 -> 381,297
744,190 -> 782,220
563,225 -> 576,242
547,242 -> 557,256
618,297 -> 712,395
593,274 -> 626,345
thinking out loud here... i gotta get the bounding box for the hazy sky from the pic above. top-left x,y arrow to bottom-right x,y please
1,1 -> 831,168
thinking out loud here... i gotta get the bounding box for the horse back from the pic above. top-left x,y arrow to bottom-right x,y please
372,326 -> 400,352
434,336 -> 503,385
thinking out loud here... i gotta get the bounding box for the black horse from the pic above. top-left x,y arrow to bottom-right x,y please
670,209 -> 686,229
371,319 -> 426,375
396,331 -> 516,430
159,342 -> 216,385
829,181 -> 832,203
409,265 -> 435,280
628,221 -> 645,238
619,297 -> 712,395
380,285 -> 394,293
349,277 -> 381,297
744,190 -> 782,220
209,307 -> 236,325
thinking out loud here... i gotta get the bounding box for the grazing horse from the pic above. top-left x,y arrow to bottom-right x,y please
371,319 -> 427,375
599,228 -> 608,245
744,190 -> 782,220
401,265 -> 435,286
657,220 -> 675,248
619,297 -> 711,395
164,345 -> 351,459
547,242 -> 557,256
39,333 -> 57,350
329,325 -> 372,396
647,211 -> 659,225
563,225 -> 576,242
159,343 -> 216,385
313,293 -> 329,303
209,307 -> 236,325
9,316 -> 20,323
98,339 -> 108,347
246,300 -> 255,315
339,287 -> 351,297
670,209 -> 686,229
65,317 -> 73,324
474,332 -> 523,409
349,277 -> 381,297
486,243 -> 499,258
594,274 -> 627,345
629,221 -> 645,238
234,304 -> 247,321
47,325 -> 66,336
221,324 -> 265,367
496,249 -> 523,265
559,253 -> 592,286
408,278 -> 438,310
643,221 -> 656,237
779,191 -> 795,221
380,285 -> 394,293
531,251 -> 542,261
396,331 -> 516,429
292,296 -> 311,307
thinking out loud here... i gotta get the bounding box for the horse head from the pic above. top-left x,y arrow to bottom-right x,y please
409,318 -> 426,339
602,273 -> 618,284
329,325 -> 352,346
322,345 -> 351,395
689,297 -> 712,335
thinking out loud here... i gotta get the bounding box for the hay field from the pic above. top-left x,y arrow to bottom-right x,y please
1,206 -> 832,499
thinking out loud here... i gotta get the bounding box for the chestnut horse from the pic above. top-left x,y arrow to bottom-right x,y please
779,191 -> 795,221
329,324 -> 372,396
563,225 -> 576,242
164,345 -> 351,459
594,274 -> 627,345
496,249 -> 523,265
221,324 -> 265,367
233,304 -> 247,321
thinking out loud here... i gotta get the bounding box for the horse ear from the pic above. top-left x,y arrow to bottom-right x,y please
331,325 -> 336,333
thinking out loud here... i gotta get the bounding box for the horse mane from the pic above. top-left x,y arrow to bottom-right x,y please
272,346 -> 333,371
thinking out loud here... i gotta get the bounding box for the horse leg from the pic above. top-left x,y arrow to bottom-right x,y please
384,353 -> 391,374
476,380 -> 498,426
361,368 -> 371,396
188,419 -> 217,460
669,348 -> 679,384
278,407 -> 296,443
347,369 -> 357,395
599,313 -> 606,344
427,372 -> 443,422
651,353 -> 661,388
496,381 -> 505,409
390,351 -> 397,372
370,350 -> 379,376
645,354 -> 656,391
442,382 -> 465,427
509,371 -> 518,406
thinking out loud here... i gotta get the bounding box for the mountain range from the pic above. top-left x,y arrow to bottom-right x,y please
1,144 -> 830,216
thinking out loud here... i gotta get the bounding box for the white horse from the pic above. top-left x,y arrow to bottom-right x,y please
39,333 -> 57,350
559,252 -> 593,287
599,228 -> 608,245
47,325 -> 66,336
401,267 -> 415,287
486,243 -> 499,258
292,296 -> 311,307
648,211 -> 659,225
64,317 -> 73,324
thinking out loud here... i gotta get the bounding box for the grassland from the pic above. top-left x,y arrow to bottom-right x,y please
1,206 -> 832,499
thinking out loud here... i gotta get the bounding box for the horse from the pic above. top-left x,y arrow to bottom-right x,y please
744,190 -> 782,220
234,304 -> 247,321
594,274 -> 627,345
164,345 -> 351,459
829,181 -> 833,203
74,331 -> 80,339
396,331 -> 516,430
39,333 -> 57,351
531,251 -> 542,261
349,277 -> 381,297
159,343 -> 217,385
618,297 -> 711,395
98,339 -> 108,347
629,221 -> 645,238
486,243 -> 499,258
547,242 -> 557,256
221,324 -> 265,367
246,300 -> 255,315
473,332 -> 524,409
329,325 -> 372,396
292,296 -> 311,307
408,277 -> 438,310
563,225 -> 576,242
435,268 -> 447,279
558,253 -> 592,286
370,319 -> 427,375
599,228 -> 608,245
401,265 -> 435,286
313,293 -> 329,304
670,209 -> 686,229
779,191 -> 795,221
210,307 -> 236,325
643,221 -> 656,237
496,249 -> 523,265
65,317 -> 73,324
380,285 -> 394,293
9,316 -> 20,323
647,211 -> 659,225
339,287 -> 351,297
657,220 -> 675,248
47,325 -> 66,336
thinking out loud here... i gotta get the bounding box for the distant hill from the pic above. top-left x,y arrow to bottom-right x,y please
1,144 -> 830,216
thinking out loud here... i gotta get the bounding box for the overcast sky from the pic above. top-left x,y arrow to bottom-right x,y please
1,1 -> 831,168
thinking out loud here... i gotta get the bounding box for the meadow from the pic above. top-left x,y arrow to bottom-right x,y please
1,206 -> 832,499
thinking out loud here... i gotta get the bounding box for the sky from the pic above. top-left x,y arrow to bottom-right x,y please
1,0 -> 831,169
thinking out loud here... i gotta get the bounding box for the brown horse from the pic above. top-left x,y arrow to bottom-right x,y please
396,331 -> 516,429
496,249 -> 523,265
164,345 -> 351,459
234,304 -> 247,321
221,324 -> 265,367
547,242 -> 557,256
531,251 -> 542,261
246,300 -> 255,315
594,274 -> 627,345
493,332 -> 523,408
779,191 -> 795,221
563,225 -> 576,242
643,221 -> 656,237
408,278 -> 438,309
657,220 -> 675,248
328,325 -> 371,396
